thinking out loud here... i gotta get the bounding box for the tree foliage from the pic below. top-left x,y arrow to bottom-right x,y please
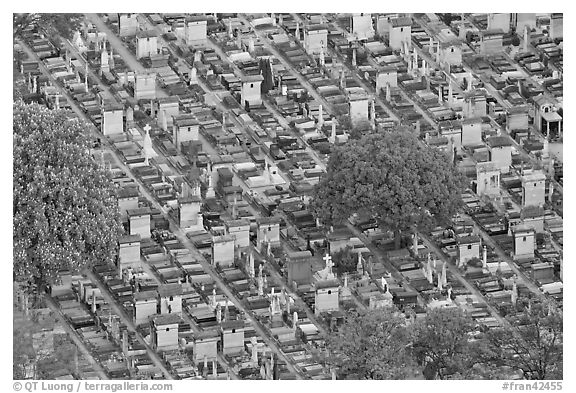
411,307 -> 483,379
13,101 -> 123,295
259,58 -> 274,94
14,13 -> 83,40
311,131 -> 467,236
332,246 -> 358,275
327,308 -> 419,379
486,300 -> 563,380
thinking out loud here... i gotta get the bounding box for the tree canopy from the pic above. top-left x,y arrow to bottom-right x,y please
311,131 -> 467,237
13,101 -> 122,296
486,300 -> 563,380
411,307 -> 482,379
327,308 -> 418,379
331,246 -> 359,275
14,13 -> 83,40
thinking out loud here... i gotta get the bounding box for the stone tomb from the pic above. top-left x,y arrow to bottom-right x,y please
287,251 -> 313,288
173,114 -> 200,151
476,162 -> 500,197
376,67 -> 398,92
225,219 -> 251,249
118,234 -> 141,273
157,96 -> 180,132
185,18 -> 208,45
220,320 -> 245,355
158,283 -> 183,315
136,30 -> 158,59
512,225 -> 535,260
127,208 -> 151,239
521,171 -> 546,208
303,25 -> 328,55
117,186 -> 139,216
101,103 -> 124,136
193,330 -> 220,364
133,291 -> 158,325
389,16 -> 412,50
178,196 -> 201,228
134,72 -> 157,100
461,117 -> 482,147
240,75 -> 264,108
348,94 -> 369,127
457,235 -> 481,267
212,234 -> 236,267
351,13 -> 375,40
487,136 -> 513,174
314,279 -> 340,315
150,314 -> 181,351
256,217 -> 282,249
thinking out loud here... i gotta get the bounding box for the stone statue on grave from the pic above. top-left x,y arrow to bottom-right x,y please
216,303 -> 222,323
315,253 -> 336,281
211,288 -> 217,308
224,302 -> 230,321
248,251 -> 255,278
258,272 -> 264,296
251,336 -> 258,365
143,124 -> 157,165
511,277 -> 518,305
295,22 -> 300,41
356,252 -> 364,274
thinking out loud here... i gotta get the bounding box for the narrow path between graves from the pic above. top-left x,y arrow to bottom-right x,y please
237,15 -> 338,117
413,15 -> 563,200
44,296 -> 110,379
84,270 -> 176,379
345,223 -> 426,309
17,39 -> 99,137
462,214 -> 547,302
85,13 -> 168,99
417,233 -> 509,327
139,258 -> 238,379
296,14 -> 402,124
254,248 -> 329,336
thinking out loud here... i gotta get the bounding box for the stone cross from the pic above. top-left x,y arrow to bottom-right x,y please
323,253 -> 333,270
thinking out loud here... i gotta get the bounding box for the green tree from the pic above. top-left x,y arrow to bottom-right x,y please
332,246 -> 358,275
410,307 -> 480,379
486,300 -> 563,380
14,13 -> 83,40
311,131 -> 467,248
13,101 -> 123,299
259,58 -> 274,94
327,308 -> 418,379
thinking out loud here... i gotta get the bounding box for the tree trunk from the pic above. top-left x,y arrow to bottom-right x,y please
394,230 -> 401,250
412,230 -> 419,257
